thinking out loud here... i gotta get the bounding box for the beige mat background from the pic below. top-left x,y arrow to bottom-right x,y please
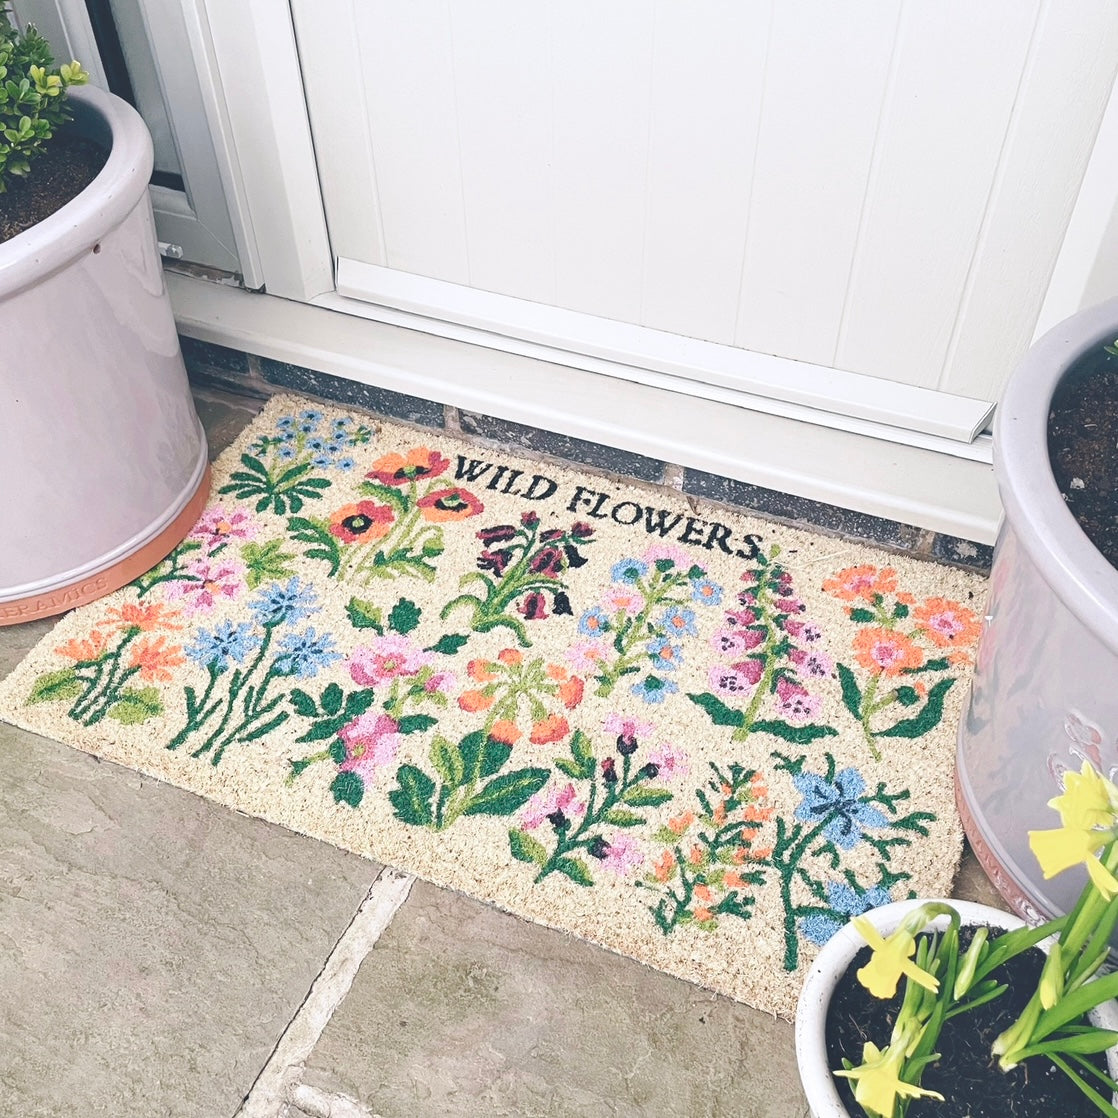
0,396 -> 986,1018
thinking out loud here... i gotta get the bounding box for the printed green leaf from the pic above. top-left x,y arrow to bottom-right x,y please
464,768 -> 550,817
241,539 -> 296,589
509,828 -> 548,867
621,786 -> 673,808
569,728 -> 596,772
296,715 -> 346,743
555,758 -> 587,779
388,764 -> 436,826
892,601 -> 910,620
288,688 -> 319,718
346,597 -> 384,633
397,714 -> 437,736
687,692 -> 745,728
320,682 -> 344,716
329,739 -> 347,765
27,668 -> 82,705
479,737 -> 512,778
848,608 -> 875,624
430,735 -> 465,788
893,685 -> 920,707
553,856 -> 594,887
752,720 -> 838,744
343,689 -> 376,717
106,687 -> 163,725
289,758 -> 314,779
331,771 -> 365,808
837,663 -> 863,720
425,633 -> 469,656
603,809 -> 645,828
388,597 -> 422,635
878,679 -> 956,739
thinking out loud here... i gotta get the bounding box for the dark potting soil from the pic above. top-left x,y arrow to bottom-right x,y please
1048,344 -> 1118,570
826,928 -> 1109,1117
0,129 -> 108,244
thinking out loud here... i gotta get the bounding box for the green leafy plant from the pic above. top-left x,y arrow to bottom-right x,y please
0,5 -> 88,192
836,760 -> 1118,1117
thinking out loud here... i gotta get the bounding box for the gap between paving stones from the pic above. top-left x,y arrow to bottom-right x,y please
237,868 -> 415,1118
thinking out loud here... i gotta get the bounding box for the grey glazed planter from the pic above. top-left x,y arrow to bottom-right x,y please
0,84 -> 209,625
956,298 -> 1118,925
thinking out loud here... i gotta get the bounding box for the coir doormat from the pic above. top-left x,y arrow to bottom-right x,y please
0,396 -> 986,1018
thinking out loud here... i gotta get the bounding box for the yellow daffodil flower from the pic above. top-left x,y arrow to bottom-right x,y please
1050,762 -> 1118,830
835,1040 -> 944,1118
852,914 -> 940,1000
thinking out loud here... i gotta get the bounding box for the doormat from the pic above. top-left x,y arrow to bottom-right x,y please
0,396 -> 986,1018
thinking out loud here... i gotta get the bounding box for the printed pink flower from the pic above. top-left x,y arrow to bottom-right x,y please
338,713 -> 402,780
601,585 -> 644,614
914,598 -> 981,649
189,507 -> 258,551
790,647 -> 834,678
165,557 -> 244,612
600,834 -> 645,876
648,742 -> 690,782
711,627 -> 764,655
566,639 -> 610,673
710,662 -> 762,697
603,713 -> 654,741
723,608 -> 758,628
521,783 -> 586,830
423,671 -> 457,695
776,678 -> 821,724
349,635 -> 433,686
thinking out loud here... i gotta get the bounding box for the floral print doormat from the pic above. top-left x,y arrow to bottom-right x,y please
0,397 -> 986,1018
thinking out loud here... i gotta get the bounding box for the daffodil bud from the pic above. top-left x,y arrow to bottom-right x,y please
953,926 -> 988,999
1038,943 -> 1064,1010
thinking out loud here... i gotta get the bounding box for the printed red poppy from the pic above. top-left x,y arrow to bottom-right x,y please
328,501 -> 395,543
416,487 -> 484,522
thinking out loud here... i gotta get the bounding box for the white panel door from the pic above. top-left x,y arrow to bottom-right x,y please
292,0 -> 1118,415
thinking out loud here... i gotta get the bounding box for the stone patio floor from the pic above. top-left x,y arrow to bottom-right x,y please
0,385 -> 1002,1118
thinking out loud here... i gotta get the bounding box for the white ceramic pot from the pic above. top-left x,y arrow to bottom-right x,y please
0,84 -> 209,625
794,898 -> 1118,1118
956,298 -> 1118,927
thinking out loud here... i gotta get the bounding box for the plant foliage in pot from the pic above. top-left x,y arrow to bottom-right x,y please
797,760 -> 1118,1117
0,4 -> 209,626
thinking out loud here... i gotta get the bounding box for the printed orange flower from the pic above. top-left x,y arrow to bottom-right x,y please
556,675 -> 585,709
668,812 -> 695,836
529,714 -> 569,745
654,851 -> 676,882
467,658 -> 498,682
328,501 -> 394,544
545,663 -> 569,681
57,629 -> 111,662
457,689 -> 495,713
497,649 -> 523,667
724,871 -> 748,890
693,883 -> 714,903
853,627 -> 925,677
489,720 -> 521,745
712,802 -> 728,825
692,907 -> 713,923
914,597 -> 982,649
823,565 -> 898,602
744,803 -> 775,823
366,447 -> 450,486
689,844 -> 706,866
104,601 -> 183,632
128,636 -> 185,682
416,487 -> 484,522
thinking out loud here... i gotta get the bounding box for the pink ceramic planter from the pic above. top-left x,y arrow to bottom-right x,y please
0,85 -> 209,625
957,298 -> 1118,926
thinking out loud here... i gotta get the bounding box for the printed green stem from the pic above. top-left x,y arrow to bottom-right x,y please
859,673 -> 883,760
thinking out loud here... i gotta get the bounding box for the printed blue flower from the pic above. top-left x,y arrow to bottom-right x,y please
273,627 -> 342,679
578,606 -> 611,637
646,636 -> 683,671
300,409 -> 324,423
335,457 -> 356,472
690,577 -> 724,606
307,436 -> 327,452
250,576 -> 318,626
312,454 -> 333,469
325,440 -> 345,455
276,416 -> 295,430
277,445 -> 296,460
331,416 -> 351,430
186,620 -> 260,672
799,881 -> 895,946
611,558 -> 648,583
659,605 -> 698,638
792,767 -> 891,850
631,675 -> 678,704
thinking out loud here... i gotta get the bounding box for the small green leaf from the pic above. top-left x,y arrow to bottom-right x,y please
687,692 -> 745,728
430,735 -> 465,787
388,597 -> 422,635
331,771 -> 365,808
388,764 -> 435,826
893,601 -> 910,620
296,716 -> 347,743
603,809 -> 644,827
329,739 -> 347,765
878,679 -> 956,739
397,714 -> 437,736
752,720 -> 838,744
837,663 -> 862,720
320,682 -> 343,716
554,856 -> 594,886
288,688 -> 319,718
106,686 -> 163,725
425,633 -> 469,656
621,786 -> 673,808
555,758 -> 586,778
343,689 -> 376,717
893,685 -> 920,707
509,828 -> 548,866
346,597 -> 384,633
464,768 -> 550,817
241,539 -> 296,589
27,667 -> 82,705
848,608 -> 875,623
